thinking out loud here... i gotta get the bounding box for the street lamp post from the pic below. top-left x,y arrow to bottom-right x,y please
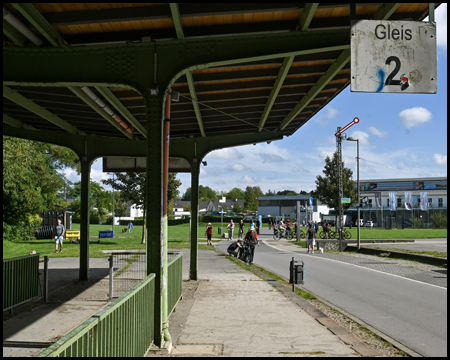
346,137 -> 360,250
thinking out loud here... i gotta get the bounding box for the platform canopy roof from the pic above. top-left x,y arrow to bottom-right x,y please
3,3 -> 438,143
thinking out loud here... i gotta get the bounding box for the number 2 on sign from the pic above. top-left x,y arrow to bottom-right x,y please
384,56 -> 401,86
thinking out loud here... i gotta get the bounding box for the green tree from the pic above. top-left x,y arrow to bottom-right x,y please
276,190 -> 298,196
101,172 -> 182,243
312,152 -> 357,219
113,192 -> 129,222
244,186 -> 264,211
224,187 -> 245,200
3,137 -> 78,241
233,202 -> 243,213
71,180 -> 112,224
182,185 -> 218,201
265,189 -> 276,196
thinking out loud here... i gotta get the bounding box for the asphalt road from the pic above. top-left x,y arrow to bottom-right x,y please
217,238 -> 447,357
359,238 -> 447,252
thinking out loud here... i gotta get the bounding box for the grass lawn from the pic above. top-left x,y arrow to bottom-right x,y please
3,222 -> 446,260
3,222 -> 224,260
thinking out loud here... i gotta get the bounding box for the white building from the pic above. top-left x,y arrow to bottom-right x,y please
258,195 -> 329,223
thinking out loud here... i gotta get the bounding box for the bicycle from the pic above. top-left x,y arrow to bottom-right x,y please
329,228 -> 351,240
273,228 -> 293,240
238,227 -> 244,240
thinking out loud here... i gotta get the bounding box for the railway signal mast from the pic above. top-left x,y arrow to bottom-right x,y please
335,117 -> 359,250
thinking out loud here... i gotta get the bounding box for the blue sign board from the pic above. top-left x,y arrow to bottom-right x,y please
309,197 -> 313,206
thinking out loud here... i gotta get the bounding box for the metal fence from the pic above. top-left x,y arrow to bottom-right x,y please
108,252 -> 146,299
3,253 -> 40,312
167,251 -> 183,316
38,273 -> 156,357
108,251 -> 183,304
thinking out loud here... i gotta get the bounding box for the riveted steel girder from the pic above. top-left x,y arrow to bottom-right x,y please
4,29 -> 349,93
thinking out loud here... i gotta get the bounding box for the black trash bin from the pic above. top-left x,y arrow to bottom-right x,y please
218,227 -> 222,235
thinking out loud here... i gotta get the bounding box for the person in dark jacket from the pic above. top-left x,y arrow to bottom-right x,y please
227,240 -> 241,257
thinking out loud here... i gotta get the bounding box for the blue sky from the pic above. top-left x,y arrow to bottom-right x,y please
66,5 -> 447,197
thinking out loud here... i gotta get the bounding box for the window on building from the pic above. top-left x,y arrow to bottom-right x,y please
397,197 -> 402,208
428,198 -> 432,208
368,199 -> 373,208
386,198 -> 389,208
438,198 -> 443,208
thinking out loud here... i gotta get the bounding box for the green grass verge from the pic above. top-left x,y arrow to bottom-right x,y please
223,251 -> 316,300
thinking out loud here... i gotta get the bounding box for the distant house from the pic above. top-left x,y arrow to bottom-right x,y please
171,199 -> 245,218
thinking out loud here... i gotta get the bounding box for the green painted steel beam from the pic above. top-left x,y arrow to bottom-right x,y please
185,72 -> 206,137
4,29 -> 348,93
373,3 -> 401,20
3,19 -> 27,46
169,3 -> 184,39
278,49 -> 350,131
170,3 -> 206,137
3,85 -> 86,136
296,3 -> 319,31
3,114 -> 37,130
12,3 -> 67,47
258,56 -> 294,132
67,86 -> 135,140
94,85 -> 147,138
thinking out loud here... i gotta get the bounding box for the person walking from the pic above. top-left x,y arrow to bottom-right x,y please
306,223 -> 315,254
53,219 -> 65,253
206,222 -> 213,245
227,219 -> 235,241
128,221 -> 133,233
268,217 -> 272,230
244,227 -> 260,265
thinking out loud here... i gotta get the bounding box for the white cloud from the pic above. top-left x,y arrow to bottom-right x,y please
240,175 -> 261,184
206,148 -> 243,160
315,106 -> 339,125
90,168 -> 110,185
292,167 -> 310,173
228,163 -> 251,172
433,154 -> 447,165
398,107 -> 432,129
348,130 -> 370,145
368,126 -> 388,138
256,152 -> 286,163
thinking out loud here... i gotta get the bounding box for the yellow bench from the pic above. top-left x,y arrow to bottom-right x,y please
66,230 -> 80,240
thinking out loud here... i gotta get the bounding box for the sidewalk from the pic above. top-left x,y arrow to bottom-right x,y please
157,248 -> 379,357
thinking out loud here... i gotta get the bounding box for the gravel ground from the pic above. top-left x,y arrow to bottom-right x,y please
305,251 -> 445,357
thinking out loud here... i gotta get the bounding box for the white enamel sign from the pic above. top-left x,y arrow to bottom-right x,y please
351,20 -> 437,93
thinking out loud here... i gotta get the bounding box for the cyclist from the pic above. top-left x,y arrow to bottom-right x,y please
238,219 -> 245,239
227,219 -> 235,241
323,221 -> 330,239
278,218 -> 285,236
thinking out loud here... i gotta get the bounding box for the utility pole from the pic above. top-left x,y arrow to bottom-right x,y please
336,128 -> 343,251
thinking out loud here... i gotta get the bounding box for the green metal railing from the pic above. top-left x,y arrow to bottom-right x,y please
167,252 -> 183,316
3,253 -> 40,312
38,273 -> 156,357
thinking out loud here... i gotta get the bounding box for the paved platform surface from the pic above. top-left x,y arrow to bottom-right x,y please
155,249 -> 379,357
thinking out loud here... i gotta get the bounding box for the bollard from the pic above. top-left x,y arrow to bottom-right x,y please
289,257 -> 305,291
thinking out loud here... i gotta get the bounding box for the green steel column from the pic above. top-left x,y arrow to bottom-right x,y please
79,156 -> 91,281
189,159 -> 200,280
145,94 -> 165,348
